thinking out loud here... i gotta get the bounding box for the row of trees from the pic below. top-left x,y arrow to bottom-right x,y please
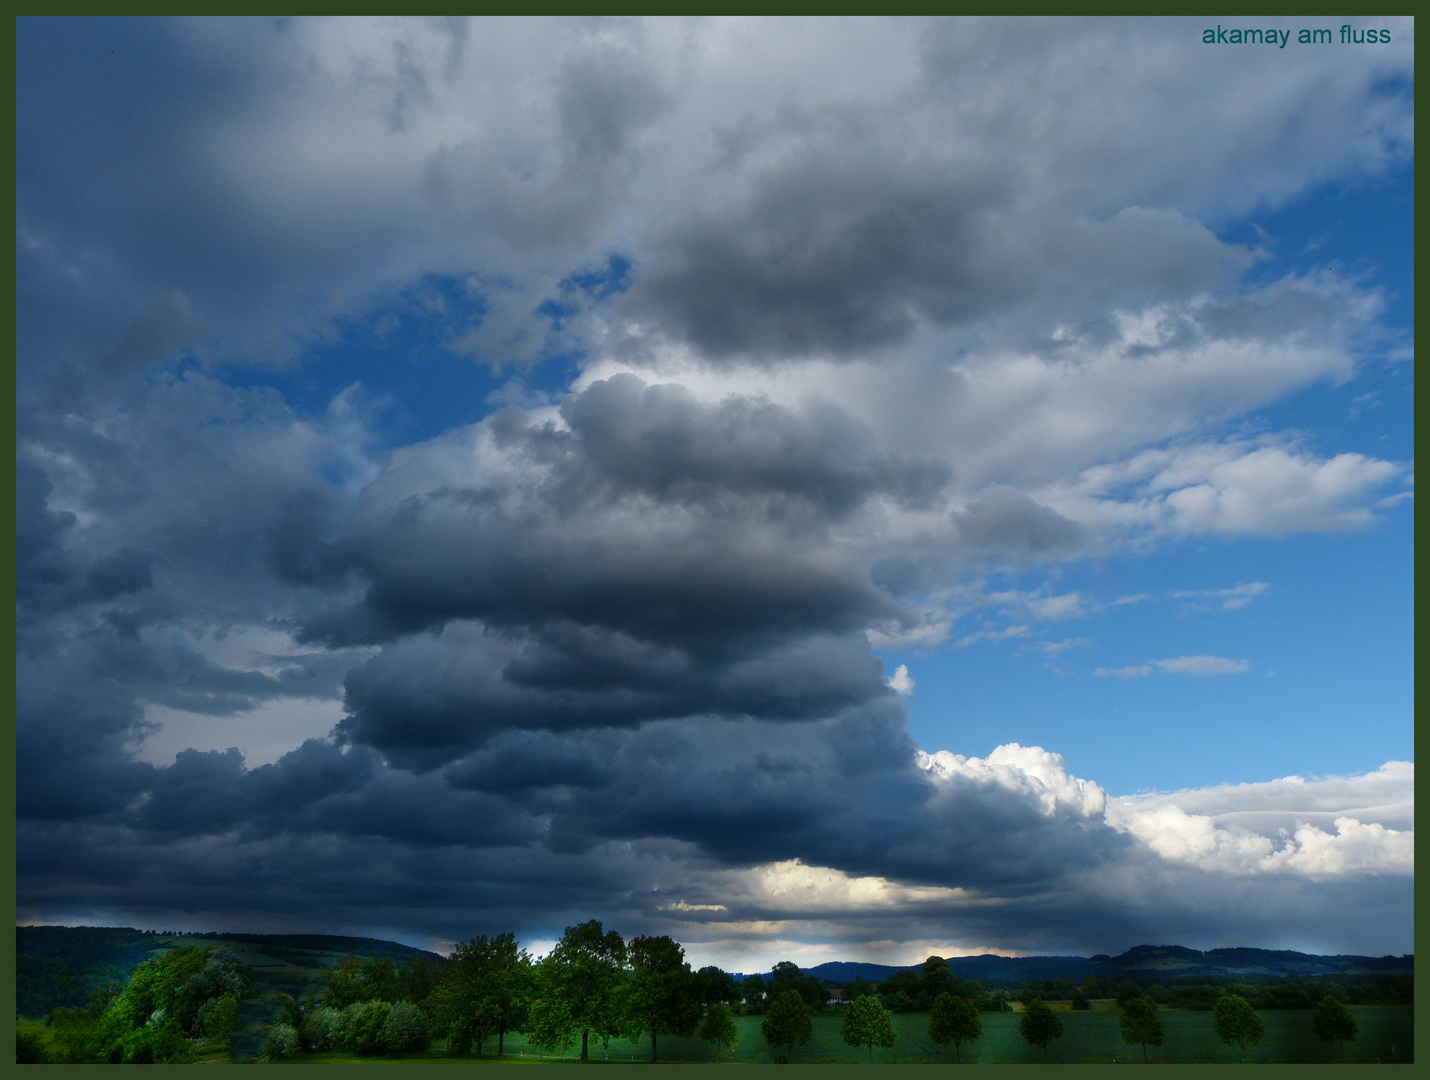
265,922 -> 730,1063
775,989 -> 1359,1064
254,929 -> 1369,1064
1013,992 -> 1359,1064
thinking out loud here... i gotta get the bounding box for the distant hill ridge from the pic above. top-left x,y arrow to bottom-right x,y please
782,944 -> 1413,984
17,925 -> 1413,1015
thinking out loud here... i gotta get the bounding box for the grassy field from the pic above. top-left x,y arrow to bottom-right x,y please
259,1005 -> 1412,1065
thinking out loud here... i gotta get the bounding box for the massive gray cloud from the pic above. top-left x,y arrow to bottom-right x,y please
15,16 -> 1412,962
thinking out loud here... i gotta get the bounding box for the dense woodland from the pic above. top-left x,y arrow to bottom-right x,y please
15,924 -> 1413,1064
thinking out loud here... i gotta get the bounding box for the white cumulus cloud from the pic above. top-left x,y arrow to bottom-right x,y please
887,664 -> 916,695
919,742 -> 1108,820
1108,762 -> 1414,877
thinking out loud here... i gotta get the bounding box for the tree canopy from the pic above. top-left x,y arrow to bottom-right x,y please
1310,994 -> 1357,1057
322,955 -> 399,1009
697,965 -> 739,1006
626,935 -> 703,1064
740,974 -> 767,1014
1018,998 -> 1064,1059
1212,994 -> 1265,1061
928,992 -> 982,1063
840,994 -> 895,1059
769,960 -> 826,1010
426,932 -> 531,1056
1119,996 -> 1165,1062
699,1001 -> 738,1062
761,989 -> 813,1062
527,920 -> 628,1062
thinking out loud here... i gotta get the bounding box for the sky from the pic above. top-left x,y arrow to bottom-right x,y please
14,16 -> 1414,971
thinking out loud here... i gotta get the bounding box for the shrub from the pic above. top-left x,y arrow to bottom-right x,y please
196,993 -> 239,1042
261,1023 -> 300,1062
303,1005 -> 346,1051
342,1000 -> 392,1055
381,1000 -> 432,1054
119,1019 -> 194,1064
17,1028 -> 50,1063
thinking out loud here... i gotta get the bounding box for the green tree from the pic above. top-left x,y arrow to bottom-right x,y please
697,965 -> 739,1006
196,992 -> 239,1043
919,956 -> 952,1008
741,974 -> 767,1014
699,1001 -> 738,1062
761,989 -> 813,1062
770,960 -> 825,1011
396,954 -> 447,1004
882,968 -> 920,1012
1119,996 -> 1165,1063
528,920 -> 627,1062
322,955 -> 399,1009
840,994 -> 895,1060
1212,994 -> 1265,1062
428,932 -> 532,1057
1310,994 -> 1358,1058
928,992 -> 982,1063
1112,979 -> 1142,1007
1018,999 -> 1064,1060
627,935 -> 703,1064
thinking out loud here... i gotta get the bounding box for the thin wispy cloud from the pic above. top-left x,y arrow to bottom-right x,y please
1173,582 -> 1271,610
1154,655 -> 1251,676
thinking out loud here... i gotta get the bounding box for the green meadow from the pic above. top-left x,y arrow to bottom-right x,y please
228,1006 -> 1411,1065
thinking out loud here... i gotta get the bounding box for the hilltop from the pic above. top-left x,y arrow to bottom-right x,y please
751,944 -> 1413,984
18,923 -> 1413,1021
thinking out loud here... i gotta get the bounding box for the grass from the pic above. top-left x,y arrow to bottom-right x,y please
23,991 -> 1412,1065
256,1005 -> 1413,1065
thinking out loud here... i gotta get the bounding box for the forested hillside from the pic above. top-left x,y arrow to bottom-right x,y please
16,925 -> 441,1020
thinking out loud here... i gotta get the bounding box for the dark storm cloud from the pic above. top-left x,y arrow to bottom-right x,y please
130,740 -> 537,849
525,715 -> 1127,892
16,687 -> 155,821
338,623 -> 894,768
551,374 -> 949,513
24,704 -> 1130,928
269,375 -> 947,764
297,376 -> 931,656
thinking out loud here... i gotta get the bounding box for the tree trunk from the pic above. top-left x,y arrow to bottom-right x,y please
581,1029 -> 589,1062
651,1031 -> 658,1064
497,1024 -> 505,1058
1142,1042 -> 1147,1063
